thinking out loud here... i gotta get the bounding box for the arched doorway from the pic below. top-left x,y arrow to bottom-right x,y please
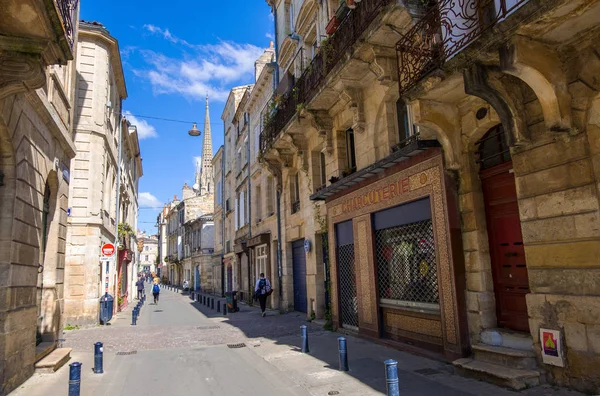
477,124 -> 530,332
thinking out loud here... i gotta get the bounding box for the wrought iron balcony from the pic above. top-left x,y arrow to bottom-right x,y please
260,0 -> 395,155
55,0 -> 78,49
396,0 -> 529,96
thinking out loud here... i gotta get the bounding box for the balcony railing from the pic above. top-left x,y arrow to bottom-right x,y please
396,0 -> 529,96
260,0 -> 395,155
55,0 -> 78,48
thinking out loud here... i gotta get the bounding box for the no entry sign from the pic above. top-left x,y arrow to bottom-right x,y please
101,243 -> 116,257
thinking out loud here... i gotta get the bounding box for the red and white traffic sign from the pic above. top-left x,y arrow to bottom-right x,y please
101,243 -> 116,257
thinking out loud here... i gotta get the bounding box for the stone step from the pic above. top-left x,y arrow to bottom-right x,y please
453,358 -> 541,390
472,343 -> 537,369
35,348 -> 72,374
35,342 -> 55,362
480,328 -> 533,351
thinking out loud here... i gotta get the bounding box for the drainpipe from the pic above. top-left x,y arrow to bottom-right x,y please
272,2 -> 280,84
110,100 -> 123,318
276,188 -> 283,306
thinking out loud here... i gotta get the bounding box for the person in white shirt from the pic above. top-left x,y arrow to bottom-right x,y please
254,273 -> 272,317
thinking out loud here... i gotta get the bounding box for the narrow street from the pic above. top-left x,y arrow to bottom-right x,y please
11,284 -> 584,396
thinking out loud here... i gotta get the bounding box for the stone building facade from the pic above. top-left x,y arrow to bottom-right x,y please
262,0 -> 600,392
63,21 -> 143,325
211,146 -> 224,294
0,0 -> 79,392
138,233 -> 158,274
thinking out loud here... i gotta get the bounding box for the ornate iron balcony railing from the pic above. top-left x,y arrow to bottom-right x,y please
260,0 -> 395,156
55,0 -> 78,48
396,0 -> 529,96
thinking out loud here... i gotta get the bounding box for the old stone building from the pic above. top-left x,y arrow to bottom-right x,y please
212,146 -> 225,294
262,0 -> 600,392
0,0 -> 79,392
138,232 -> 158,274
64,21 -> 143,324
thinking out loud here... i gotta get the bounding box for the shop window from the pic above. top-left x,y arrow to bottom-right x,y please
476,124 -> 511,170
374,198 -> 439,310
345,129 -> 356,175
290,173 -> 300,214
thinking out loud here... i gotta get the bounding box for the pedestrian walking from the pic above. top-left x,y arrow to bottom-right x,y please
152,282 -> 160,304
136,277 -> 144,299
254,273 -> 272,317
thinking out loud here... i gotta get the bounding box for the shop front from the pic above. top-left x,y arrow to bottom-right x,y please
117,248 -> 133,311
324,151 -> 468,359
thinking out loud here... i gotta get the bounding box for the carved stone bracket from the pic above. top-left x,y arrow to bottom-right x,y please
368,46 -> 398,87
500,35 -> 572,132
464,64 -> 529,146
307,110 -> 334,154
339,87 -> 366,134
0,51 -> 46,100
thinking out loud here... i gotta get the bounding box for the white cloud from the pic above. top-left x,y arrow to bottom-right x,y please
135,25 -> 265,102
266,32 -> 274,40
139,192 -> 162,208
124,111 -> 158,139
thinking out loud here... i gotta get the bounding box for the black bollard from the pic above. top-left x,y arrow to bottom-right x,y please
217,300 -> 220,312
131,309 -> 137,325
93,342 -> 103,374
68,362 -> 82,396
338,337 -> 349,371
301,325 -> 309,353
223,302 -> 227,316
211,298 -> 215,310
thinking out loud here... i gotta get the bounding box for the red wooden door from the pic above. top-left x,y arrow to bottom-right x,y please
481,162 -> 530,332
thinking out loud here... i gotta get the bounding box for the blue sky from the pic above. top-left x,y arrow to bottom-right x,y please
80,1 -> 274,234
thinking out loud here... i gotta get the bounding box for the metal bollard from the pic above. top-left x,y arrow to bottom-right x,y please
338,337 -> 349,371
131,309 -> 137,325
217,300 -> 220,312
301,325 -> 309,353
223,302 -> 227,316
211,298 -> 215,310
68,362 -> 82,396
196,294 -> 200,302
384,359 -> 400,396
93,342 -> 103,374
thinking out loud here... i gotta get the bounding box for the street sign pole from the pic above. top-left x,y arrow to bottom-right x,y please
100,243 -> 116,328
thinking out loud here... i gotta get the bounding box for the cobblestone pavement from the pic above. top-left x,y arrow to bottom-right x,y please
13,284 -> 585,396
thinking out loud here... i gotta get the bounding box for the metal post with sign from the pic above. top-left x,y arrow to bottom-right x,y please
101,243 -> 116,326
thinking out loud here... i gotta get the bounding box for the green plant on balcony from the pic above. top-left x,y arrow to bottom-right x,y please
118,223 -> 134,238
296,102 -> 306,113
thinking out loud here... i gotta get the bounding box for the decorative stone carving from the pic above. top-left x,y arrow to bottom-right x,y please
368,46 -> 398,87
500,35 -> 572,132
339,87 -> 366,134
0,51 -> 46,100
464,64 -> 529,146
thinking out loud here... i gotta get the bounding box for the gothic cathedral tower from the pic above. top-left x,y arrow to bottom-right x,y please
197,95 -> 213,196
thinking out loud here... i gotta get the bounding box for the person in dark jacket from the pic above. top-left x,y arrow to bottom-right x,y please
136,278 -> 144,299
254,273 -> 272,317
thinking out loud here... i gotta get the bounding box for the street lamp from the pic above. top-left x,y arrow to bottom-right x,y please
188,123 -> 201,137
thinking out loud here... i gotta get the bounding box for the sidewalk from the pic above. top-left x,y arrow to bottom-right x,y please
205,300 -> 584,396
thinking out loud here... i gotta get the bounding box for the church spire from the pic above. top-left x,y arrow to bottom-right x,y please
199,95 -> 213,196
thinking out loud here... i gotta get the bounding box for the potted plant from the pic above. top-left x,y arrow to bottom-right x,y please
347,0 -> 357,9
329,176 -> 340,184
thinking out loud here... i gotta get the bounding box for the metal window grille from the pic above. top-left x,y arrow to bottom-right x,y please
375,219 -> 439,310
337,243 -> 359,329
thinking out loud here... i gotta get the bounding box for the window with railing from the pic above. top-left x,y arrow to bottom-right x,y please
396,0 -> 530,96
344,129 -> 357,176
